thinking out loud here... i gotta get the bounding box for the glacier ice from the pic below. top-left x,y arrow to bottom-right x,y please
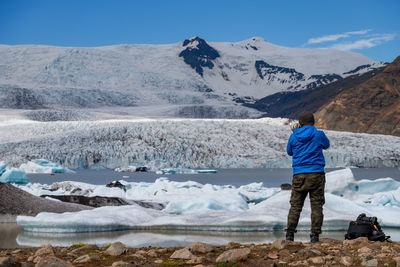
0,118 -> 399,170
0,167 -> 29,184
158,168 -> 217,174
16,168 -> 400,233
19,159 -> 74,174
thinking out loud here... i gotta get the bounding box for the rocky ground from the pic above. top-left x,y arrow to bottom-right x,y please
1,237 -> 400,267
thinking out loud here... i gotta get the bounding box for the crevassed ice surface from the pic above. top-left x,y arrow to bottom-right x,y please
16,168 -> 400,232
1,118 -> 399,169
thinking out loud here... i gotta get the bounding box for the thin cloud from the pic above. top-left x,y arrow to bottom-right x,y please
307,29 -> 370,44
329,33 -> 396,51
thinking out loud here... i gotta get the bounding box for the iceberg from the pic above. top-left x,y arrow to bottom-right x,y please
19,159 -> 74,174
16,168 -> 400,233
158,168 -> 217,174
0,167 -> 29,184
0,161 -> 7,176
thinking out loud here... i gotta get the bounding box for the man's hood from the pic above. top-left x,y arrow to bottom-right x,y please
293,126 -> 316,143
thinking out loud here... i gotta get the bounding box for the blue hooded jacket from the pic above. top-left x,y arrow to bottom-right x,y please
287,126 -> 330,175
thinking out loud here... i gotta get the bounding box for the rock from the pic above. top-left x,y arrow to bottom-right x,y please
393,257 -> 400,266
343,237 -> 369,246
362,258 -> 378,267
34,244 -> 54,257
185,242 -> 213,253
71,244 -> 98,254
170,248 -> 195,260
341,256 -> 353,266
20,263 -> 33,267
278,249 -> 290,257
215,248 -> 251,263
35,256 -> 74,267
280,183 -> 291,190
156,248 -> 167,254
377,253 -> 387,258
309,256 -> 325,265
106,242 -> 126,256
267,253 -> 278,259
193,265 -> 205,267
73,255 -> 91,264
111,261 -> 130,267
146,250 -> 158,257
320,238 -> 341,244
272,239 -> 287,250
11,249 -> 22,255
226,242 -> 241,249
135,250 -> 147,255
106,181 -> 127,191
186,257 -> 203,264
27,256 -> 34,262
73,254 -> 99,264
309,249 -> 323,256
0,183 -> 91,219
129,254 -> 146,261
0,256 -> 15,267
154,259 -> 163,264
358,247 -> 373,254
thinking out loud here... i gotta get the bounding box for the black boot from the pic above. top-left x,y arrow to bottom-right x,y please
310,233 -> 319,243
286,232 -> 294,241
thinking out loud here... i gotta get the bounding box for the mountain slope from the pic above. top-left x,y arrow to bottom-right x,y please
0,37 -> 382,118
315,56 -> 400,136
244,67 -> 385,119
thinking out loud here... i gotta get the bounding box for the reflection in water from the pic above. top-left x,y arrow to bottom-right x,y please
1,223 -> 399,248
16,229 -> 348,248
0,223 -> 24,248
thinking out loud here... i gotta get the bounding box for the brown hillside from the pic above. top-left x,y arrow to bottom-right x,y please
315,56 -> 400,136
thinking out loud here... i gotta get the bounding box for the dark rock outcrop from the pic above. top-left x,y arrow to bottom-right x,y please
316,56 -> 400,136
255,60 -> 305,82
0,182 -> 91,222
106,181 -> 127,192
40,195 -> 166,210
179,37 -> 220,77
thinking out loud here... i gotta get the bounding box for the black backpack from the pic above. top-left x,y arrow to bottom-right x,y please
345,213 -> 390,242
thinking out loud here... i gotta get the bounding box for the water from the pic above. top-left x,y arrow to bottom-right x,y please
26,167 -> 400,186
2,167 -> 400,248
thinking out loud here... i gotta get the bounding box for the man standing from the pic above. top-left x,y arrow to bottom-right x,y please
286,111 -> 330,243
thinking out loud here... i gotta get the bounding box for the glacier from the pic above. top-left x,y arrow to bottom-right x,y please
16,168 -> 400,233
0,117 -> 399,169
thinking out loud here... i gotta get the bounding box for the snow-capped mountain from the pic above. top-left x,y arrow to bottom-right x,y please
0,37 -> 383,117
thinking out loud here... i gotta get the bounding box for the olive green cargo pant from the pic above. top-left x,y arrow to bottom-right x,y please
286,172 -> 326,234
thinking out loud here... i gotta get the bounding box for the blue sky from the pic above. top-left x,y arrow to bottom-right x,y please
0,0 -> 399,62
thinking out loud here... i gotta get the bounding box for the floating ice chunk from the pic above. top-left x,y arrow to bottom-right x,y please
0,161 -> 7,175
164,190 -> 249,214
159,168 -> 217,174
325,168 -> 355,195
0,167 -> 29,184
115,166 -> 137,172
19,159 -> 74,174
350,178 -> 400,195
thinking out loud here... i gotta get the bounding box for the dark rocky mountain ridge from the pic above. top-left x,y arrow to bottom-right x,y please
315,56 -> 400,136
245,67 -> 385,119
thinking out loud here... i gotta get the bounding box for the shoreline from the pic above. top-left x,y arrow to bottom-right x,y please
1,238 -> 400,267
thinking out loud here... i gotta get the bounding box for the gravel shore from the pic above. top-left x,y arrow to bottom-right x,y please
1,237 -> 399,266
